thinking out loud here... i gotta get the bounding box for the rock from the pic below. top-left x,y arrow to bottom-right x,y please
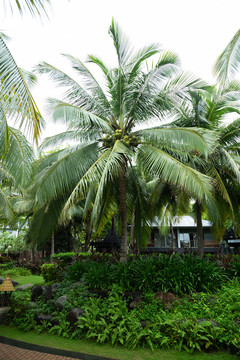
0,277 -> 19,287
154,292 -> 177,309
66,307 -> 84,327
16,284 -> 33,291
31,285 -> 46,301
88,289 -> 108,298
140,320 -> 147,328
54,295 -> 68,311
197,319 -> 219,327
11,279 -> 19,287
124,291 -> 143,309
70,281 -> 84,288
0,307 -> 11,324
28,301 -> 37,308
45,283 -> 58,301
129,295 -> 143,309
35,313 -> 59,326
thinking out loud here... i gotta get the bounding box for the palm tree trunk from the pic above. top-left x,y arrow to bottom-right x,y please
50,233 -> 54,263
170,221 -> 175,252
196,200 -> 204,256
129,212 -> 135,253
84,210 -> 92,252
119,167 -> 128,262
110,217 -> 115,253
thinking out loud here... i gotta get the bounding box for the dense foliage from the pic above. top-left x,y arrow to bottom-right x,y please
50,254 -> 226,294
8,279 -> 240,353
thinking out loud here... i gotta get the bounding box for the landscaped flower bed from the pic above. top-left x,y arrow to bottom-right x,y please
4,254 -> 240,354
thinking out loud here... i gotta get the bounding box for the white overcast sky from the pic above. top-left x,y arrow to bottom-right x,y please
1,0 -> 240,142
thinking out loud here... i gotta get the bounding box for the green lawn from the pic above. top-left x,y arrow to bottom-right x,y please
0,325 -> 237,360
12,275 -> 44,286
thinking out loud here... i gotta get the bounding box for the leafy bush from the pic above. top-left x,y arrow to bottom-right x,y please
51,252 -> 76,265
17,255 -> 42,274
0,267 -> 31,277
41,263 -> 58,282
0,231 -> 29,254
66,254 -> 226,294
0,255 -> 12,264
0,262 -> 15,270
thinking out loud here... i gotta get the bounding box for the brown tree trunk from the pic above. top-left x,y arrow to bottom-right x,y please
110,217 -> 115,253
50,233 -> 54,263
129,211 -> 135,253
196,200 -> 204,256
170,221 -> 175,252
119,166 -> 128,262
84,210 -> 92,252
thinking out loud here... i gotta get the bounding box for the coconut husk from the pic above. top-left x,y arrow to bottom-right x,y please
0,276 -> 15,292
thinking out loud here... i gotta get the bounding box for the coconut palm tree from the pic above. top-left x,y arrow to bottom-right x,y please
168,85 -> 240,253
28,20 -> 215,260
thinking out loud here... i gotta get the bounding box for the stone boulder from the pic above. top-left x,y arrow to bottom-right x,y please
54,295 -> 68,311
16,284 -> 33,291
0,277 -> 19,287
45,283 -> 58,301
154,292 -> 177,309
35,313 -> 59,326
66,307 -> 84,327
124,291 -> 143,309
31,285 -> 46,301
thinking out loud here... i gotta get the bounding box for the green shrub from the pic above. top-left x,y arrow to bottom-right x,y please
0,267 -> 31,277
65,261 -> 90,282
51,252 -> 76,265
41,263 -> 58,282
0,262 -> 15,270
66,254 -> 226,294
0,255 -> 12,264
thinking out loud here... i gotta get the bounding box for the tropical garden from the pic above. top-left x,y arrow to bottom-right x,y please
2,0 -> 240,358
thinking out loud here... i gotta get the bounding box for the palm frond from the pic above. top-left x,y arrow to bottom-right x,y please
46,99 -> 112,134
32,142 -> 99,206
0,187 -> 14,221
0,99 -> 10,157
214,29 -> 240,84
63,54 -> 111,112
138,144 -> 212,201
0,36 -> 42,143
138,127 -> 217,156
108,18 -> 133,68
3,0 -> 50,17
3,127 -> 33,186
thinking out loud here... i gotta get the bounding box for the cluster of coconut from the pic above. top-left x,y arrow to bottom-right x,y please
102,129 -> 140,148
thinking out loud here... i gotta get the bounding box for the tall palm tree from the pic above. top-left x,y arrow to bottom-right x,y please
169,85 -> 240,253
29,20 -> 215,260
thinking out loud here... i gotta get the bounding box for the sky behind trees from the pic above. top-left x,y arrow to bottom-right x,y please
1,0 -> 240,141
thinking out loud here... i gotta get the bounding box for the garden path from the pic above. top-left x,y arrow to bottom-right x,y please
0,336 -> 116,360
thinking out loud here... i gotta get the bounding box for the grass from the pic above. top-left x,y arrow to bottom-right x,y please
12,275 -> 44,286
0,325 -> 237,360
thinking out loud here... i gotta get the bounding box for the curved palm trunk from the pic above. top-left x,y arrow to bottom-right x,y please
170,221 -> 175,252
129,211 -> 135,253
119,167 -> 128,262
196,200 -> 204,256
84,210 -> 92,252
50,233 -> 54,263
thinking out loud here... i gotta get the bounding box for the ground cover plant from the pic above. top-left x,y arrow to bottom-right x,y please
5,254 -> 240,356
49,254 -> 227,294
0,325 -> 237,360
